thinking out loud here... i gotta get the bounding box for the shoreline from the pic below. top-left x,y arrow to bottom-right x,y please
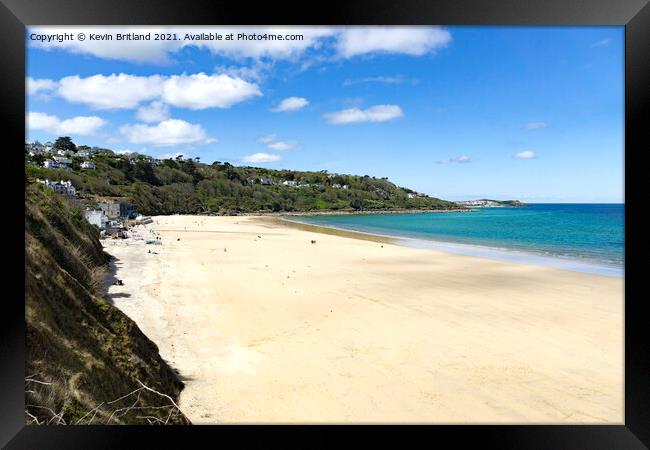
157,207 -> 474,217
274,216 -> 623,278
103,214 -> 623,423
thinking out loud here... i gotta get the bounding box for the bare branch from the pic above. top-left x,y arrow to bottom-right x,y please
25,378 -> 52,386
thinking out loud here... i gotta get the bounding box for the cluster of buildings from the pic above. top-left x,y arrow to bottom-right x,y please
26,141 -> 97,171
83,199 -> 139,236
36,179 -> 77,197
455,199 -> 504,207
245,177 -> 346,190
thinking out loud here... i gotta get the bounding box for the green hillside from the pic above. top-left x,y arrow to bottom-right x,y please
25,147 -> 464,216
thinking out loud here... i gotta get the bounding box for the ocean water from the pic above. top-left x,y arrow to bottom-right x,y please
291,204 -> 625,277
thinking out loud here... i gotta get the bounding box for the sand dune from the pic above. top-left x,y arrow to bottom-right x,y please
103,215 -> 623,424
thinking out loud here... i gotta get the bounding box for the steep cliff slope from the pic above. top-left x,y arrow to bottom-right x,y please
25,184 -> 190,425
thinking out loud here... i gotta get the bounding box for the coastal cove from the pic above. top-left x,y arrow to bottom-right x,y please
103,214 -> 623,424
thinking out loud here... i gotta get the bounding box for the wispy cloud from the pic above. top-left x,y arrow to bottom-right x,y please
342,75 -> 417,86
591,39 -> 611,48
513,150 -> 536,159
525,122 -> 548,130
437,155 -> 471,164
267,141 -> 298,151
271,96 -> 309,112
324,104 -> 403,124
257,134 -> 277,144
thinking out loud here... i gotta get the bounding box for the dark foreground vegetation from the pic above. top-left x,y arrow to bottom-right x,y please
25,184 -> 190,425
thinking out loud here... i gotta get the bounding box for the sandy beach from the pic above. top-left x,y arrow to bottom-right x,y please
103,215 -> 623,424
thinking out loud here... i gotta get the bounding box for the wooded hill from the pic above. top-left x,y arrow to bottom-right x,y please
25,148 -> 464,216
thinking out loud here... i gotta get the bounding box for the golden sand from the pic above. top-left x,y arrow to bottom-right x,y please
103,215 -> 623,424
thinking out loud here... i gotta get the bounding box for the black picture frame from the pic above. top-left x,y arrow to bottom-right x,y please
3,0 -> 648,447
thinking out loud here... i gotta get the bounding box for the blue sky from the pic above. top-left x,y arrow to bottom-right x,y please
26,26 -> 623,202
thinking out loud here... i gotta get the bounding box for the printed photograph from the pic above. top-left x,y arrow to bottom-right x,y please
24,26 -> 624,424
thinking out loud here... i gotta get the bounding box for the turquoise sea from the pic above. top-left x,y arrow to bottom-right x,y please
291,204 -> 625,277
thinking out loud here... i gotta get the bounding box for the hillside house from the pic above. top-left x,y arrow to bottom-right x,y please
80,161 -> 96,170
38,179 -> 76,197
43,160 -> 60,169
282,180 -> 298,187
52,156 -> 72,165
259,178 -> 273,185
98,201 -> 121,220
84,209 -> 108,229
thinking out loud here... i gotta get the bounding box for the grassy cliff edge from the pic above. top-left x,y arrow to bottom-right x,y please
25,184 -> 190,425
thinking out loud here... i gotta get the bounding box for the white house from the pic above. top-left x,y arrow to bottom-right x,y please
28,141 -> 45,153
43,160 -> 60,169
53,156 -> 72,165
297,181 -> 310,188
282,180 -> 298,187
84,209 -> 108,229
81,161 -> 96,170
37,179 -> 76,197
331,183 -> 341,189
407,193 -> 417,199
56,149 -> 69,156
259,178 -> 273,185
76,151 -> 90,158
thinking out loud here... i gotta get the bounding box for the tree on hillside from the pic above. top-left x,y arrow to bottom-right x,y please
54,137 -> 76,152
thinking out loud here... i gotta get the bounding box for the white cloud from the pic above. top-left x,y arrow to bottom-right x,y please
162,73 -> 261,110
271,96 -> 309,112
336,27 -> 451,58
342,75 -> 416,86
513,151 -> 536,159
26,77 -> 57,96
54,72 -> 260,111
591,39 -> 611,48
58,73 -> 164,109
27,111 -> 107,136
136,101 -> 170,123
257,134 -> 277,144
437,155 -> 471,164
240,152 -> 281,163
267,141 -> 298,151
324,104 -> 403,124
525,122 -> 548,130
119,119 -> 216,147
